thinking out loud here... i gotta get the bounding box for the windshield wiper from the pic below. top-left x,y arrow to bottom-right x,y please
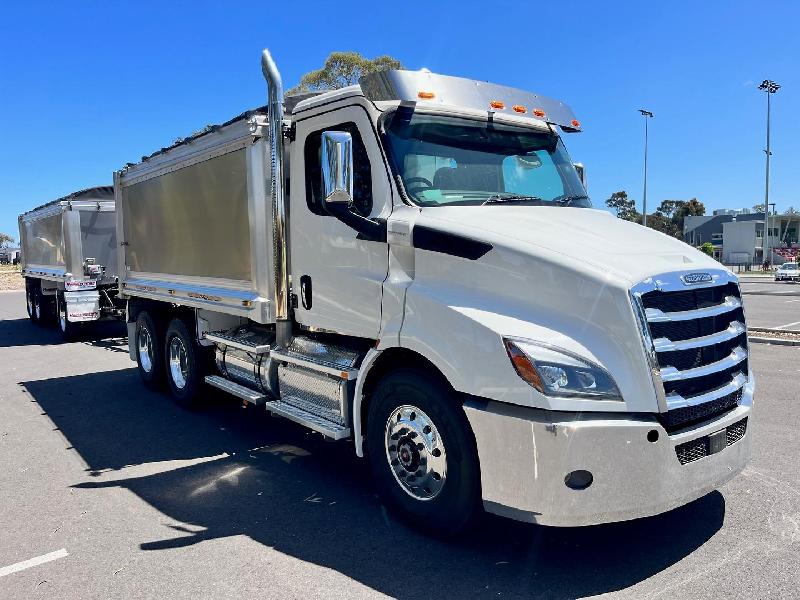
554,194 -> 590,206
481,194 -> 544,206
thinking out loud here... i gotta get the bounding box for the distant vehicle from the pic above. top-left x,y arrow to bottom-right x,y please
18,186 -> 124,338
774,262 -> 800,282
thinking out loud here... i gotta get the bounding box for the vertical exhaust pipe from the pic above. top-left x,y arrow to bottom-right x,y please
261,49 -> 291,345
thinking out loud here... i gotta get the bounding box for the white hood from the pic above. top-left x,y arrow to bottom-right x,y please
417,206 -> 722,287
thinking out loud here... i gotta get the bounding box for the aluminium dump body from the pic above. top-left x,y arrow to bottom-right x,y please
115,110 -> 276,322
18,187 -> 117,283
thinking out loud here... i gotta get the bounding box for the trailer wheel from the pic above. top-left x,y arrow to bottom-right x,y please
56,292 -> 80,341
25,281 -> 39,323
164,318 -> 205,408
366,368 -> 481,536
135,311 -> 164,388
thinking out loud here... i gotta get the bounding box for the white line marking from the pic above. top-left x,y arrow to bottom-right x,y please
776,321 -> 800,330
0,549 -> 68,578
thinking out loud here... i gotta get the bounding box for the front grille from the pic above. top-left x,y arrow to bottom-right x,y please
658,389 -> 742,431
638,274 -> 748,432
641,282 -> 740,313
675,417 -> 748,465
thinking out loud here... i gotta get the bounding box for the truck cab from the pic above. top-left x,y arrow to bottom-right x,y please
117,51 -> 753,534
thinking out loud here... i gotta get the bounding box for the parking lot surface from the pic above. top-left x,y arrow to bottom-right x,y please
1,290 -> 798,599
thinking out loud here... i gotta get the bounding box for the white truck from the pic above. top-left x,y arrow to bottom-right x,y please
115,50 -> 753,533
19,186 -> 123,339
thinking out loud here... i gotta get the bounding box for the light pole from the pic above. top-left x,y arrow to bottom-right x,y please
639,109 -> 654,227
759,79 -> 780,265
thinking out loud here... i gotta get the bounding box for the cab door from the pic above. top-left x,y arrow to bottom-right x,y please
289,104 -> 392,338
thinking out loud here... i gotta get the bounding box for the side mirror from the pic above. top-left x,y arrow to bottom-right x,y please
573,162 -> 586,189
321,131 -> 354,207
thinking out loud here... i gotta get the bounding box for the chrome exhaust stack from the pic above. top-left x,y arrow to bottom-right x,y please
261,49 -> 291,346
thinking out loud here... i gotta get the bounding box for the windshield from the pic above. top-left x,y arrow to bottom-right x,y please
382,110 -> 590,207
782,263 -> 797,269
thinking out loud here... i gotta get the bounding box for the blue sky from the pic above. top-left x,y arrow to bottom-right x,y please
1,0 -> 798,240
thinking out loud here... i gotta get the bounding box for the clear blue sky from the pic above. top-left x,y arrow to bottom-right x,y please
1,0 -> 798,240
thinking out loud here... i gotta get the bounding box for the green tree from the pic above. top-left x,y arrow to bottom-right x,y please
606,191 -> 640,222
0,233 -> 14,248
656,200 -> 680,220
287,51 -> 402,95
699,242 -> 714,256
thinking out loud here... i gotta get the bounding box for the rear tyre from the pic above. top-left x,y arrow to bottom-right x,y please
366,368 -> 481,536
135,311 -> 165,388
25,281 -> 39,323
164,317 -> 206,408
56,292 -> 80,341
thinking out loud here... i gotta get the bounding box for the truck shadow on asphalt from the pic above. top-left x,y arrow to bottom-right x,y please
23,369 -> 725,599
0,317 -> 127,350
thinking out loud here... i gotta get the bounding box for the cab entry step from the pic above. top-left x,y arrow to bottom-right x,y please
205,375 -> 267,405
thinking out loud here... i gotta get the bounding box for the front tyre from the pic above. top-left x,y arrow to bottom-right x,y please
366,369 -> 481,536
164,318 -> 205,408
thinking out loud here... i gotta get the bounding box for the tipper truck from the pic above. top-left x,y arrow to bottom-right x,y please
19,186 -> 123,339
115,50 -> 754,533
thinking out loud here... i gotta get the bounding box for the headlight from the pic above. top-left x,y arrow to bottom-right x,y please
503,337 -> 622,400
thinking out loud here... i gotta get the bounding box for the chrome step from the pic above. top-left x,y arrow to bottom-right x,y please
267,400 -> 351,440
205,331 -> 271,354
205,375 -> 267,405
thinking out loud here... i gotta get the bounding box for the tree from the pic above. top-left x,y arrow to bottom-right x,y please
753,203 -> 766,213
656,200 -> 680,220
287,51 -> 402,95
605,191 -> 640,222
0,233 -> 14,248
699,242 -> 714,256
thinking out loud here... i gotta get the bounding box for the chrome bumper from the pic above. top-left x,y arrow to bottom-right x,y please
464,376 -> 754,527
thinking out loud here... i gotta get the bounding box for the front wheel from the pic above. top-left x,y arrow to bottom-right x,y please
366,369 -> 481,536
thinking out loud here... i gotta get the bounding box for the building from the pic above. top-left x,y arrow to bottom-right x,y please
712,208 -> 752,216
683,212 -> 764,261
0,246 -> 20,264
683,210 -> 800,264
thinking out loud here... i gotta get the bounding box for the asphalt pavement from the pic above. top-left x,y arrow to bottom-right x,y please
1,290 -> 798,599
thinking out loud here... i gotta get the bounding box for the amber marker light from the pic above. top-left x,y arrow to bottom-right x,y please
417,91 -> 436,100
489,100 -> 505,110
503,339 -> 545,393
512,105 -> 527,113
532,108 -> 546,118
571,119 -> 581,128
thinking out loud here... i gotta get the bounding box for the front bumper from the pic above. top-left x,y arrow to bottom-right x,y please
464,376 -> 754,527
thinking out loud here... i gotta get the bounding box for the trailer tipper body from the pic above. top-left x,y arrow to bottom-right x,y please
19,186 -> 123,338
115,51 -> 753,533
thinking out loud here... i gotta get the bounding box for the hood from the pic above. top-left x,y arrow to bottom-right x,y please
417,206 -> 722,286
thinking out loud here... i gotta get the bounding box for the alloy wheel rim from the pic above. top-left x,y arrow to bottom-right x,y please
168,336 -> 188,389
27,292 -> 34,317
385,404 -> 447,501
59,298 -> 67,332
137,326 -> 154,373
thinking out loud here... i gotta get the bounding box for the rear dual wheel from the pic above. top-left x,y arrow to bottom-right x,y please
164,318 -> 207,408
56,292 -> 80,340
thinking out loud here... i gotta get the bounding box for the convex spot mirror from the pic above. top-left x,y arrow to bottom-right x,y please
321,131 -> 354,208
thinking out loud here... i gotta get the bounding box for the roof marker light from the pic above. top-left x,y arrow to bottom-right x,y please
512,105 -> 527,113
571,119 -> 581,128
489,100 -> 505,109
417,91 -> 435,100
532,108 -> 546,118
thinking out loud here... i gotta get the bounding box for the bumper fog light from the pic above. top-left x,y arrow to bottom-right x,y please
565,469 -> 593,490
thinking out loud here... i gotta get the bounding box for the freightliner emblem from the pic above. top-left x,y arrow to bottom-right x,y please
682,272 -> 713,285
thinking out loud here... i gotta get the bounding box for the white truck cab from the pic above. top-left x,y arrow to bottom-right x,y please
115,50 -> 753,534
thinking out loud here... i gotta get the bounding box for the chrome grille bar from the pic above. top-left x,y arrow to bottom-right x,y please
665,372 -> 748,410
660,346 -> 747,382
653,321 -> 745,353
645,296 -> 742,323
